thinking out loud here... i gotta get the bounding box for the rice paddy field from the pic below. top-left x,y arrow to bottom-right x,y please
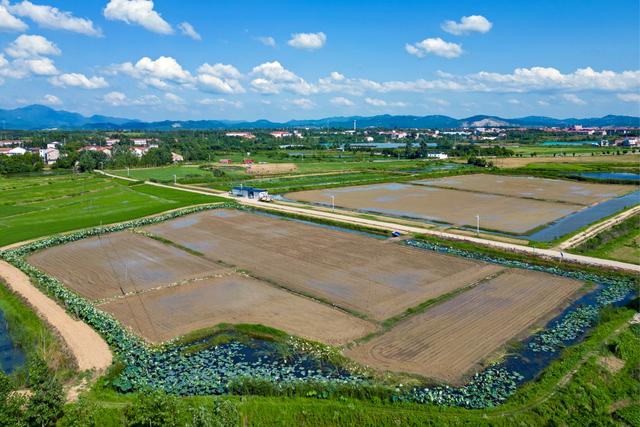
345,269 -> 583,383
0,173 -> 226,247
24,208 -> 589,383
286,175 -> 638,235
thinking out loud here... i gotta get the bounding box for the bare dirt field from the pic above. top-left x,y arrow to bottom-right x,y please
99,274 -> 377,344
345,269 -> 583,383
245,163 -> 298,175
27,231 -> 226,300
492,154 -> 640,169
144,209 -> 504,320
414,174 -> 634,206
286,183 -> 582,234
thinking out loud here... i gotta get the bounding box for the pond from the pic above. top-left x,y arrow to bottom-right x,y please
0,310 -> 25,374
543,141 -> 600,146
527,190 -> 640,242
574,172 -> 640,182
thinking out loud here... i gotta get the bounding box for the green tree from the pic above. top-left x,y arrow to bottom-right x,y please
124,390 -> 180,427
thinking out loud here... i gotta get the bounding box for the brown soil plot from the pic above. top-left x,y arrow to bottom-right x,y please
345,269 -> 583,383
413,174 -> 634,206
99,274 -> 377,345
27,231 -> 226,300
286,183 -> 582,234
144,209 -> 504,320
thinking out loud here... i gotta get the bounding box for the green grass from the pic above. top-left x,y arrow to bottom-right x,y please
0,280 -> 74,384
110,165 -> 213,181
571,214 -> 640,264
0,173 -> 226,247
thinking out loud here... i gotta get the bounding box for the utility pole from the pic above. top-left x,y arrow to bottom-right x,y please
476,215 -> 480,237
174,174 -> 177,185
331,195 -> 335,211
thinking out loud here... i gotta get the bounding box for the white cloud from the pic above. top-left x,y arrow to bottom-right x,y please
5,34 -> 60,58
103,0 -> 172,34
103,91 -> 127,106
430,98 -> 450,106
103,91 -> 163,106
164,92 -> 184,104
250,61 -> 314,95
287,32 -> 326,50
178,22 -> 200,40
198,97 -> 242,108
257,36 -> 276,47
13,57 -> 57,75
364,97 -> 407,108
617,93 -> 640,103
469,67 -> 640,92
49,72 -> 108,89
114,56 -> 192,89
442,15 -> 493,35
196,62 -> 244,94
507,98 -> 521,105
10,1 -> 102,36
405,38 -> 463,59
330,96 -> 354,106
365,97 -> 387,107
42,93 -> 61,105
537,100 -> 550,107
0,2 -> 27,32
562,93 -> 586,105
289,98 -> 314,109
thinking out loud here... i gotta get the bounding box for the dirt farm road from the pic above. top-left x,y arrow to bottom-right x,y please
0,260 -> 112,371
96,170 -> 640,273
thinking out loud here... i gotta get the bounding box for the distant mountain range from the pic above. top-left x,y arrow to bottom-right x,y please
1,105 -> 638,130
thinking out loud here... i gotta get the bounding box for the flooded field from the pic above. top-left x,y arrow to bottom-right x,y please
287,174 -> 638,236
287,183 -> 581,234
413,174 -> 634,205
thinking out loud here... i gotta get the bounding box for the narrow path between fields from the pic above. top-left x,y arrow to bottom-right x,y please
0,260 -> 112,371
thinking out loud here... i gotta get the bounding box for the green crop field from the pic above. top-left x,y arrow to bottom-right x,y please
0,173 -> 226,247
512,145 -> 616,156
110,165 -> 213,181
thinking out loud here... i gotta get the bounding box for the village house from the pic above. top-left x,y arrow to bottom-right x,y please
39,148 -> 60,164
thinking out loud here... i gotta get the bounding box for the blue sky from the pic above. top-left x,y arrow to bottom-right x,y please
0,0 -> 638,121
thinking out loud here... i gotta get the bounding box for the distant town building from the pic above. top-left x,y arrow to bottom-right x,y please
171,152 -> 184,162
270,131 -> 292,138
0,140 -> 25,147
225,132 -> 255,139
219,159 -> 232,164
4,147 -> 27,156
427,152 -> 449,160
80,146 -> 112,157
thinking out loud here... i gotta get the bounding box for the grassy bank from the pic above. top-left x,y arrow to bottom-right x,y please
571,214 -> 640,264
0,280 -> 74,384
